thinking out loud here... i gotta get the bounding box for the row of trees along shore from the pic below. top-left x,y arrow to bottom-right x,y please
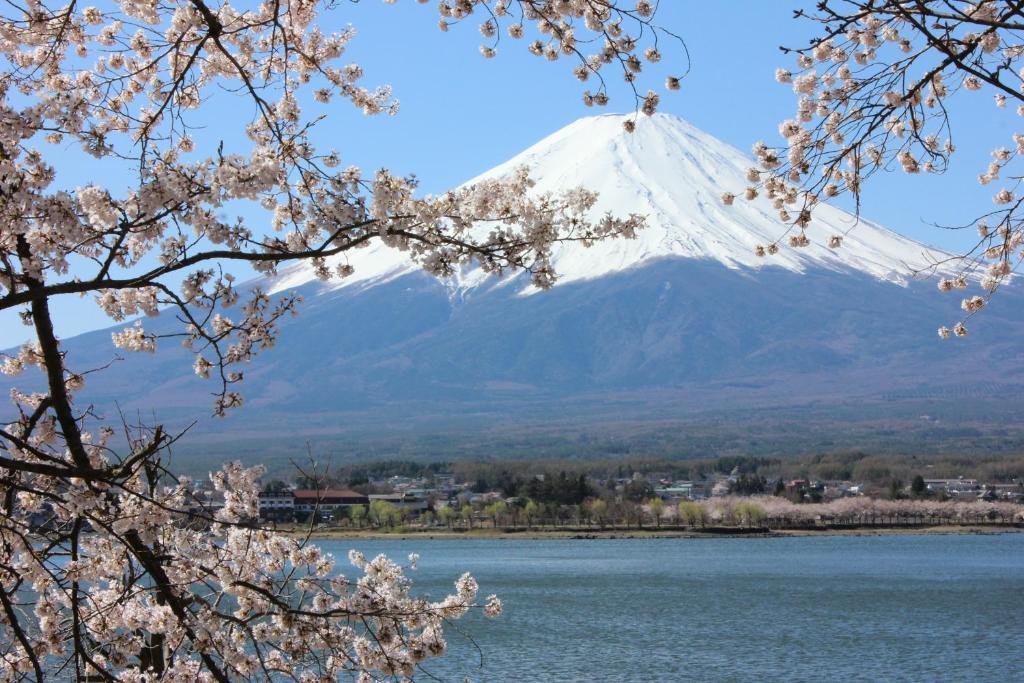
313,496 -> 1024,532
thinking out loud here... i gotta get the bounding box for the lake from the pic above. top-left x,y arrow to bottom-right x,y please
318,533 -> 1024,682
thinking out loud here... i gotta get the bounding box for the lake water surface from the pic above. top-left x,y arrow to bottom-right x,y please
320,534 -> 1024,682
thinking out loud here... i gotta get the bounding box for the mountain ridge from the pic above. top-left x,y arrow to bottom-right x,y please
269,113 -> 949,299
4,114 -> 1022,469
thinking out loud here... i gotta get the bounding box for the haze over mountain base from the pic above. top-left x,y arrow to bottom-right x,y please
16,260 -> 1024,476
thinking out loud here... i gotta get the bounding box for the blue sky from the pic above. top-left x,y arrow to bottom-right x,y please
1,1 -> 1006,347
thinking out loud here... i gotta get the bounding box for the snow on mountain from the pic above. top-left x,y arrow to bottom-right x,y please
15,116 -> 1024,464
269,112 -> 945,296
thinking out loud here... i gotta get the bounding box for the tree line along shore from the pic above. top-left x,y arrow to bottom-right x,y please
247,452 -> 1024,535
259,494 -> 1024,539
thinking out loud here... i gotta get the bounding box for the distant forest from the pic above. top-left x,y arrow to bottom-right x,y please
164,392 -> 1024,478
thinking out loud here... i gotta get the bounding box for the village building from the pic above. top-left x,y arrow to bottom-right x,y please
369,492 -> 429,512
291,489 -> 370,520
654,482 -> 695,502
257,490 -> 296,521
923,478 -> 979,496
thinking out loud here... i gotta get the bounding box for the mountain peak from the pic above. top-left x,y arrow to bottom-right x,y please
271,113 -> 945,296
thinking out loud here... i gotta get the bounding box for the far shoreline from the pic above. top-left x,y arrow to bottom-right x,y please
280,524 -> 1024,542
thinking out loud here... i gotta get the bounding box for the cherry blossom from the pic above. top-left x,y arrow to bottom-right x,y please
0,1 -> 676,679
725,1 -> 1024,335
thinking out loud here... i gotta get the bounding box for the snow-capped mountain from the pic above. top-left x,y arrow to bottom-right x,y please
7,114 -> 1024,467
269,113 -> 945,297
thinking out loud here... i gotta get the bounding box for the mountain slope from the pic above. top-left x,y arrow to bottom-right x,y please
270,113 -> 946,297
4,113 -> 1022,467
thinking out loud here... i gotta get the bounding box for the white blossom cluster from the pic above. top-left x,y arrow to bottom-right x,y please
721,0 -> 1024,337
0,457 -> 501,680
431,0 -> 686,125
690,495 -> 1024,526
0,1 -> 675,679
